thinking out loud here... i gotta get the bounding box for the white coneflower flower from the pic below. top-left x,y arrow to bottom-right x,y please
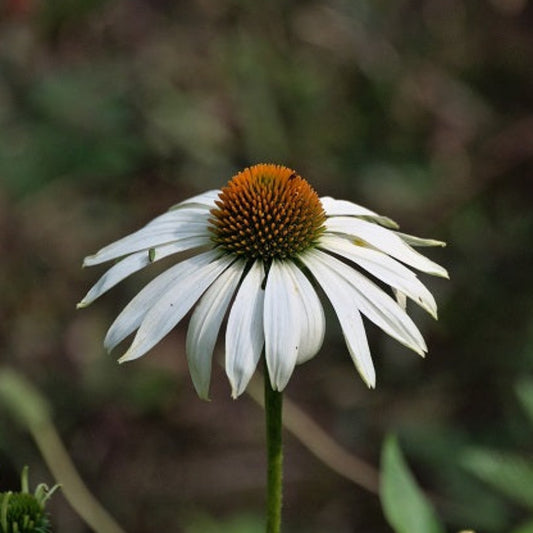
78,164 -> 447,399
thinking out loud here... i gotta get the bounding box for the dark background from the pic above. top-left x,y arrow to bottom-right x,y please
0,1 -> 532,531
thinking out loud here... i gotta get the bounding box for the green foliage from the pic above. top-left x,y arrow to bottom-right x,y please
380,435 -> 445,533
457,383 -> 533,532
516,379 -> 533,425
461,449 -> 533,511
512,520 -> 533,533
185,513 -> 264,533
398,425 -> 512,532
0,67 -> 144,198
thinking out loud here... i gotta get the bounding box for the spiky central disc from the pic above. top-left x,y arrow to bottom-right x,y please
209,164 -> 326,261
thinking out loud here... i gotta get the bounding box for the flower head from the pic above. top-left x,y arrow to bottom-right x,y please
79,164 -> 447,399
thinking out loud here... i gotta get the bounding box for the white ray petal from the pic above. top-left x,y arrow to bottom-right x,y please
393,289 -> 408,311
83,210 -> 210,266
396,232 -> 446,248
77,236 -> 211,308
325,217 -> 449,278
225,261 -> 265,398
104,249 -> 221,352
264,261 -> 302,391
186,260 -> 246,400
169,190 -> 221,210
300,251 -> 375,388
118,253 -> 235,363
146,205 -> 210,224
309,249 -> 427,356
320,196 -> 399,229
283,262 -> 325,365
318,234 -> 438,318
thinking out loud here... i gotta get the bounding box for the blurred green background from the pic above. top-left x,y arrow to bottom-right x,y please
0,0 -> 532,531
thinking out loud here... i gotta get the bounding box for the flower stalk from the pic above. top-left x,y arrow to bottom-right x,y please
265,367 -> 283,533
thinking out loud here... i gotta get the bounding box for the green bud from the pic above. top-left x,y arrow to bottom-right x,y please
0,467 -> 59,533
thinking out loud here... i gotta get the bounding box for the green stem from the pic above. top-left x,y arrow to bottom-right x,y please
264,368 -> 283,533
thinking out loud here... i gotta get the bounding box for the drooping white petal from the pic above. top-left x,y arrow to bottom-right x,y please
300,250 -> 375,388
186,260 -> 246,400
396,232 -> 446,248
325,217 -> 449,278
104,249 -> 221,352
83,210 -> 211,267
393,289 -> 408,311
282,261 -> 325,365
118,253 -> 235,363
225,261 -> 265,398
169,190 -> 221,210
308,249 -> 427,356
319,234 -> 438,318
77,236 -> 211,308
321,196 -> 399,229
264,260 -> 302,391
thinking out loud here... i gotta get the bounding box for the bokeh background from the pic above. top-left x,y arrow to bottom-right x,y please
1,0 -> 532,531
